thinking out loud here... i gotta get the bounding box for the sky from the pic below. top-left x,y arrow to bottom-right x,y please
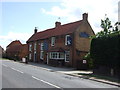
0,0 -> 119,50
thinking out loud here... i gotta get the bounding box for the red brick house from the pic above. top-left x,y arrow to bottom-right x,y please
27,13 -> 95,69
6,40 -> 28,61
0,46 -> 5,58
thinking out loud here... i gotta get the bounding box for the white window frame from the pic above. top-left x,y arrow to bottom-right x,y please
41,43 -> 44,50
29,44 -> 32,51
50,52 -> 65,59
34,43 -> 37,50
65,51 -> 70,62
40,43 -> 44,59
40,51 -> 44,59
29,53 -> 32,60
65,35 -> 71,45
51,37 -> 55,46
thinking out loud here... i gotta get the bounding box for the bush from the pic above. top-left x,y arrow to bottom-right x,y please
90,34 -> 120,69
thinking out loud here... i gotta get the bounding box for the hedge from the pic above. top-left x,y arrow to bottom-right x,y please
90,34 -> 120,69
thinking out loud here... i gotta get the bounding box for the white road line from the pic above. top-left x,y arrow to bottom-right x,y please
32,76 -> 40,81
2,64 -> 8,67
11,68 -> 24,74
40,80 -> 61,89
32,76 -> 61,89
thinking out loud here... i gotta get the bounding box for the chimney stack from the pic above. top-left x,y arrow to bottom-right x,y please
82,13 -> 88,21
34,27 -> 37,34
55,21 -> 61,27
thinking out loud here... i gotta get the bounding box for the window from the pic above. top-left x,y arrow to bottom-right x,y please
65,51 -> 70,62
79,32 -> 89,38
34,43 -> 37,50
65,35 -> 72,45
41,43 -> 44,50
40,43 -> 44,59
51,37 -> 55,46
59,53 -> 64,58
29,44 -> 32,51
40,51 -> 44,59
50,52 -> 65,59
29,53 -> 32,60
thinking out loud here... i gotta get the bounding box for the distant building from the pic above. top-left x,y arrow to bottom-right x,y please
0,46 -> 4,58
27,13 -> 95,69
6,40 -> 28,61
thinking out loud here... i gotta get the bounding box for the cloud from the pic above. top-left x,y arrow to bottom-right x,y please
41,0 -> 119,33
0,32 -> 32,50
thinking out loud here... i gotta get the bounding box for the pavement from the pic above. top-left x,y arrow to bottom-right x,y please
20,61 -> 120,87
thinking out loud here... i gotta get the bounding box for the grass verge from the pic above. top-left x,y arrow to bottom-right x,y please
78,73 -> 120,83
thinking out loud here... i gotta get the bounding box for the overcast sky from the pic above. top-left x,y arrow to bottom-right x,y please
0,0 -> 119,49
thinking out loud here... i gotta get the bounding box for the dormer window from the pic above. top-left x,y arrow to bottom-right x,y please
65,35 -> 72,45
51,37 -> 55,46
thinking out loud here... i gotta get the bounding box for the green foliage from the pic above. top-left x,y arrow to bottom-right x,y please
94,17 -> 120,38
90,16 -> 120,69
90,34 -> 120,68
101,17 -> 112,34
84,52 -> 94,69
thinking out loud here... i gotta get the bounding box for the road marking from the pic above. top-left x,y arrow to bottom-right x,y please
2,64 -> 8,67
40,80 -> 61,89
32,76 -> 40,81
11,68 -> 24,74
32,76 -> 61,89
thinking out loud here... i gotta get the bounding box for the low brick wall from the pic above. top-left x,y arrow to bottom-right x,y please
49,59 -> 64,67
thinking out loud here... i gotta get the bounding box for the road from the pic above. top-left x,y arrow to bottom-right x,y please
1,59 -> 119,89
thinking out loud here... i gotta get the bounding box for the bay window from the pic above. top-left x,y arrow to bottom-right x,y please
50,52 -> 65,59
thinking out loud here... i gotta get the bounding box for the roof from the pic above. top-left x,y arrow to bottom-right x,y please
6,40 -> 23,53
27,20 -> 83,42
7,40 -> 22,48
6,45 -> 22,53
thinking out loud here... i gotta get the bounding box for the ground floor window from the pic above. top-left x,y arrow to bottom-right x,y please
50,52 -> 65,59
65,51 -> 70,62
40,51 -> 44,60
29,53 -> 32,60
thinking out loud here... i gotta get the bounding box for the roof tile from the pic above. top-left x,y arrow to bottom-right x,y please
27,20 -> 82,42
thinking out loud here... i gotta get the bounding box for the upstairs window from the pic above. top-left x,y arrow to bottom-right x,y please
51,37 -> 55,46
29,44 -> 32,51
79,32 -> 89,38
41,43 -> 44,50
65,35 -> 72,45
34,43 -> 37,50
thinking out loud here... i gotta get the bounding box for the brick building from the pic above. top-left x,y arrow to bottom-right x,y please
0,46 -> 4,58
27,13 -> 95,69
6,40 -> 28,61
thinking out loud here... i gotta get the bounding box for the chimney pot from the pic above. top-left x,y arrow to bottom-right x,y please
34,27 -> 37,34
83,13 -> 88,21
55,22 -> 61,27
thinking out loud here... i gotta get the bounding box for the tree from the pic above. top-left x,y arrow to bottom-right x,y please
112,22 -> 120,34
101,17 -> 112,34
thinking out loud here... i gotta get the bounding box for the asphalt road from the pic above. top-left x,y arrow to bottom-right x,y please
1,59 -> 119,89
